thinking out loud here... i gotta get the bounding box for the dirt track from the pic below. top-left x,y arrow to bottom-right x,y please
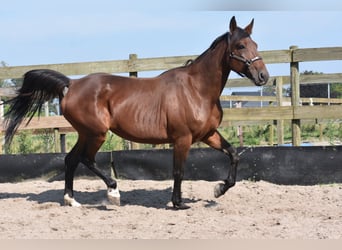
0,179 -> 341,239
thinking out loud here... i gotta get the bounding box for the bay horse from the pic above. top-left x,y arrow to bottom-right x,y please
3,16 -> 269,209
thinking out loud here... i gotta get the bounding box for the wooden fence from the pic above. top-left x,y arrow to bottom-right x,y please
1,46 -> 342,153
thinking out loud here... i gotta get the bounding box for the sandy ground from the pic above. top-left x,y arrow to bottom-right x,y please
0,178 -> 341,239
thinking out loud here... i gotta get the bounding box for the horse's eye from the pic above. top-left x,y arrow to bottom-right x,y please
237,44 -> 245,50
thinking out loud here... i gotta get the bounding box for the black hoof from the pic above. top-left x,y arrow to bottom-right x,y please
172,202 -> 191,210
214,181 -> 235,198
214,183 -> 226,198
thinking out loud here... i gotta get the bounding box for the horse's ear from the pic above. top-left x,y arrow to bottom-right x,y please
245,18 -> 254,35
229,16 -> 237,34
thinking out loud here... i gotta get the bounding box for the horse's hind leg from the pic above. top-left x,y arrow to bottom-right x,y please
80,134 -> 120,205
64,139 -> 83,207
81,158 -> 120,205
203,130 -> 239,198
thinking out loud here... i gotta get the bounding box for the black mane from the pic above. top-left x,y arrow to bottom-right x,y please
190,33 -> 229,64
209,32 -> 229,50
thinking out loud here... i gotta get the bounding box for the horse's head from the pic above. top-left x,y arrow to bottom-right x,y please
227,16 -> 269,86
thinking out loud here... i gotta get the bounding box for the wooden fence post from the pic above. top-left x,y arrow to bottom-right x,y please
54,128 -> 60,153
269,123 -> 274,146
57,100 -> 66,153
60,134 -> 66,153
290,46 -> 301,146
275,76 -> 285,145
0,98 -> 3,154
235,101 -> 243,147
128,54 -> 140,150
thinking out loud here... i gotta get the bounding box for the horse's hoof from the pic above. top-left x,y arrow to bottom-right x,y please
173,202 -> 191,210
214,183 -> 225,198
107,187 -> 121,206
64,194 -> 82,207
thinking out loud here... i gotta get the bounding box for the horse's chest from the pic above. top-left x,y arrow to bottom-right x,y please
190,105 -> 222,132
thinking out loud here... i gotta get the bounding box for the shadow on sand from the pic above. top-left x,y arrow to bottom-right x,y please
0,186 -> 213,210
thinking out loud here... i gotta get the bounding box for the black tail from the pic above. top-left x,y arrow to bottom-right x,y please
3,69 -> 70,145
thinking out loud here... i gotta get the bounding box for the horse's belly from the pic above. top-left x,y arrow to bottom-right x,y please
110,120 -> 169,144
113,129 -> 170,144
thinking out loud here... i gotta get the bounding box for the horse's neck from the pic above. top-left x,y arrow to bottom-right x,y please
191,43 -> 230,99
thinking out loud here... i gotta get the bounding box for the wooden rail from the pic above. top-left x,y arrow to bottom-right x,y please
0,116 -> 73,131
0,49 -> 293,80
1,46 -> 340,80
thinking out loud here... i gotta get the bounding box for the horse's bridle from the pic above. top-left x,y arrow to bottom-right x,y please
229,52 -> 263,77
230,52 -> 262,67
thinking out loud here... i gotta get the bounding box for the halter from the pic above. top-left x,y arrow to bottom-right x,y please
230,52 -> 263,67
229,52 -> 263,77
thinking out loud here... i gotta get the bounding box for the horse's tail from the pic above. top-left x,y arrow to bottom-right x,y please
2,69 -> 70,145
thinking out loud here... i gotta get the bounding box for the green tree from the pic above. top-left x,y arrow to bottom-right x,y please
331,83 -> 342,98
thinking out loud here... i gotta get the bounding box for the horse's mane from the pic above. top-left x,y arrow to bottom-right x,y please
190,32 -> 229,64
189,28 -> 250,66
209,32 -> 229,50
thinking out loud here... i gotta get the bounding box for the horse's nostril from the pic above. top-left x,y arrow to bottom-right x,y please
258,71 -> 269,84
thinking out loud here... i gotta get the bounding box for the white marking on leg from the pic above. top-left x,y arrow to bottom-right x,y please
107,187 -> 121,206
64,194 -> 82,207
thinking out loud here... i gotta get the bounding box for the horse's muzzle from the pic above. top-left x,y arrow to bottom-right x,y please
258,71 -> 269,85
254,70 -> 269,86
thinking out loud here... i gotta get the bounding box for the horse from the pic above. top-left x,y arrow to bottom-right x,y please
3,16 -> 269,209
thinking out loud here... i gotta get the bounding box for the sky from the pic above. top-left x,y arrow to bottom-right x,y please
1,0 -> 342,81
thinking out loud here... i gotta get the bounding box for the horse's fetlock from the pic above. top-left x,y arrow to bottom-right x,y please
108,180 -> 117,189
225,178 -> 236,189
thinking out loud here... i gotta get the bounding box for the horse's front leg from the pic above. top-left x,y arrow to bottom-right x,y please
203,130 -> 239,198
172,136 -> 192,210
